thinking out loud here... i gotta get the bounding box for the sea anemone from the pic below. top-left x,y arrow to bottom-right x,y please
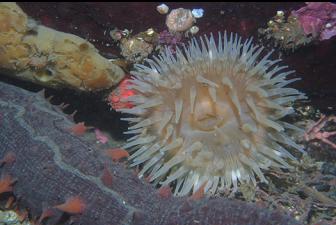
118,32 -> 306,196
166,8 -> 195,33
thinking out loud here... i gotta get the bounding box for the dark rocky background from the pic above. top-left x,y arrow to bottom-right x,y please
1,2 -> 336,139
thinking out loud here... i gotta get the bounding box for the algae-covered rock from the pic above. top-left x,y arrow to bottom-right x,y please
0,210 -> 32,225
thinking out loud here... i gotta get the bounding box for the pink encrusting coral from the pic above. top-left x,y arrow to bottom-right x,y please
158,30 -> 184,53
95,129 -> 109,144
291,2 -> 336,40
159,30 -> 183,46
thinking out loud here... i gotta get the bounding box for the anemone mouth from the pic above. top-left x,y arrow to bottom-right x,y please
119,31 -> 306,196
190,113 -> 224,132
189,97 -> 225,131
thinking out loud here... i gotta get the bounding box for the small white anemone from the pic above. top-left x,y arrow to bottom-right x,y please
157,3 -> 169,15
192,8 -> 204,18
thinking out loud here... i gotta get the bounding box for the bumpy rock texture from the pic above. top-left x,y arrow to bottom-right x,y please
0,81 -> 301,225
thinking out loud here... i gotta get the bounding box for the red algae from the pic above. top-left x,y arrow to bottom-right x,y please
105,148 -> 129,161
54,196 -> 86,214
158,186 -> 172,198
70,122 -> 88,136
0,174 -> 15,194
101,163 -> 113,187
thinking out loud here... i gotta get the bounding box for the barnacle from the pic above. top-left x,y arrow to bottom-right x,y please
118,32 -> 306,196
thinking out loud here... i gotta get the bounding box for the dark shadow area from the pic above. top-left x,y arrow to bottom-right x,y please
0,74 -> 129,141
15,2 -> 336,114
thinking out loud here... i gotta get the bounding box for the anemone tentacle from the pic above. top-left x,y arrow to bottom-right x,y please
120,31 -> 306,196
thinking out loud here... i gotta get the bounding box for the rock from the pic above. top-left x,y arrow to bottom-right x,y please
321,162 -> 336,176
314,183 -> 331,192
